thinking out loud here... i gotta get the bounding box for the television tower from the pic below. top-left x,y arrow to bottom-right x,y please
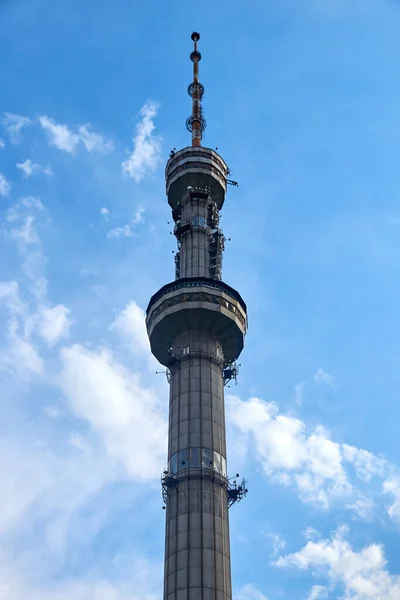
146,32 -> 248,600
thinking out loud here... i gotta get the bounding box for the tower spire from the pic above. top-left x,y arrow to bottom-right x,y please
186,31 -> 206,146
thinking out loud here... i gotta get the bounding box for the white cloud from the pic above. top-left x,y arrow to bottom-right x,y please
111,301 -> 150,355
122,101 -> 162,182
0,138 -> 5,148
345,497 -> 375,521
78,124 -> 114,153
0,319 -> 43,376
227,395 -> 400,513
342,444 -> 387,482
0,173 -> 11,196
107,208 -> 145,238
16,159 -> 52,177
235,583 -> 268,600
0,551 -> 160,600
58,344 -> 167,479
39,116 -> 113,154
0,281 -> 26,316
9,214 -> 39,246
39,116 -> 80,153
276,526 -> 400,599
0,200 -> 165,600
8,214 -> 46,280
1,112 -> 32,143
314,368 -> 335,387
21,196 -> 44,212
6,198 -> 47,284
304,527 -> 320,541
383,478 -> 400,522
228,396 -> 351,508
100,207 -> 110,220
307,585 -> 327,600
0,578 -> 158,600
265,533 -> 286,557
107,224 -> 135,238
37,304 -> 73,346
0,427 -> 161,597
44,405 -> 63,419
0,200 -> 73,380
0,438 -> 54,536
134,207 -> 145,223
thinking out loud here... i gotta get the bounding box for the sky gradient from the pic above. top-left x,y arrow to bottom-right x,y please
2,1 -> 400,599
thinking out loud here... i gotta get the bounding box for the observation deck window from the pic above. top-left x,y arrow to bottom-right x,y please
190,448 -> 200,468
191,215 -> 206,228
202,448 -> 213,468
213,451 -> 221,473
179,449 -> 188,468
168,448 -> 227,477
221,456 -> 227,477
170,454 -> 178,474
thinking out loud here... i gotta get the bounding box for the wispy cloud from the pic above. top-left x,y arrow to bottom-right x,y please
39,116 -> 113,154
107,207 -> 145,238
235,583 -> 268,600
58,343 -> 167,479
0,172 -> 11,196
100,207 -> 110,221
78,124 -> 114,153
314,368 -> 335,387
107,223 -> 135,238
0,138 -> 5,148
0,198 -> 73,377
1,112 -> 32,143
31,304 -> 73,346
122,101 -> 162,182
39,116 -> 79,153
110,301 -> 150,355
265,532 -> 286,557
0,318 -> 44,376
16,159 -> 52,177
307,585 -> 327,600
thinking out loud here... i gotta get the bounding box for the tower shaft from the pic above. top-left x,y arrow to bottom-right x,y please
146,33 -> 247,600
165,338 -> 231,600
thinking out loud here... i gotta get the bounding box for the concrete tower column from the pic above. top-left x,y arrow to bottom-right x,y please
164,333 -> 231,600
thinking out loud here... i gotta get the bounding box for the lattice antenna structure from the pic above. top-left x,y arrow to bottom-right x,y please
186,32 -> 206,146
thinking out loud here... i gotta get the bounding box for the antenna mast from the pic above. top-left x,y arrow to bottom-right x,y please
186,32 -> 206,147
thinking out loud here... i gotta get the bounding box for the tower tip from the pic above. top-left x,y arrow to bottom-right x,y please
186,31 -> 206,146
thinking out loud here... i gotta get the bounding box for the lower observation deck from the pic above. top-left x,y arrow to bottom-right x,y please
146,277 -> 247,367
161,468 -> 248,509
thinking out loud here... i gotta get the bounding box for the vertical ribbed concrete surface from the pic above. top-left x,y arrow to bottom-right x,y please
179,195 -> 211,279
165,332 -> 231,600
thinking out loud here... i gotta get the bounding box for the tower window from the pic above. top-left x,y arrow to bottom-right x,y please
192,216 -> 206,227
179,449 -> 189,468
190,448 -> 200,468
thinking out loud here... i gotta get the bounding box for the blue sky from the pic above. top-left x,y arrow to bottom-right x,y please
2,0 -> 400,598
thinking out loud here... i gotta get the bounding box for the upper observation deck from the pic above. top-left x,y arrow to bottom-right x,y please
166,146 -> 228,212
